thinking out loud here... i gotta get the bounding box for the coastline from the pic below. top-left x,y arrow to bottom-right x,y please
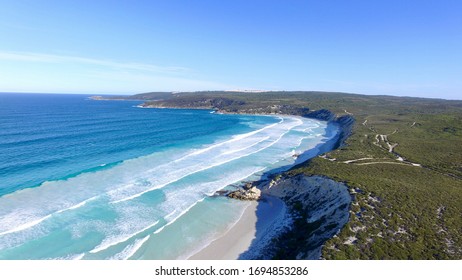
92,96 -> 355,260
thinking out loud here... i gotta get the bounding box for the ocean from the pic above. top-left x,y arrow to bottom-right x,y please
0,93 -> 339,259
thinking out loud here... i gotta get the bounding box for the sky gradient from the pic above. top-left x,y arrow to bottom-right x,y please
0,0 -> 461,99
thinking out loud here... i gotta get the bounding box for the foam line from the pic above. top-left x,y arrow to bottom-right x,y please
153,199 -> 205,235
110,235 -> 151,260
0,214 -> 52,236
0,196 -> 99,236
222,136 -> 270,155
89,220 -> 160,254
174,118 -> 282,158
164,210 -> 177,219
56,196 -> 99,213
71,253 -> 86,260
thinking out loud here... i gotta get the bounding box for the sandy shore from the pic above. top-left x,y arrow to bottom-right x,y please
189,201 -> 258,260
189,196 -> 286,260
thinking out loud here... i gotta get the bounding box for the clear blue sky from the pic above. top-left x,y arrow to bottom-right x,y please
0,0 -> 461,99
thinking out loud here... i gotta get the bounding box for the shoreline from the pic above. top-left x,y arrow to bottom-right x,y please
189,195 -> 288,260
188,201 -> 258,260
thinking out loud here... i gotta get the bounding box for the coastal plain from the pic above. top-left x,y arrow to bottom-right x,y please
109,90 -> 462,260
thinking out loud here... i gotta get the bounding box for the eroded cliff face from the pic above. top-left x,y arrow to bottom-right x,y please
333,115 -> 355,148
261,175 -> 351,259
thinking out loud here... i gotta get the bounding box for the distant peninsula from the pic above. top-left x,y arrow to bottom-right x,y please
93,90 -> 462,259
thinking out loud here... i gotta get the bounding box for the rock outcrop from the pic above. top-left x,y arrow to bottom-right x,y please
227,186 -> 261,200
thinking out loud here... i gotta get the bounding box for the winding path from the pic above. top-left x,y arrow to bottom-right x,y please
323,118 -> 422,167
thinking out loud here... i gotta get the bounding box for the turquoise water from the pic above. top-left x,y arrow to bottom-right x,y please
0,93 -> 338,259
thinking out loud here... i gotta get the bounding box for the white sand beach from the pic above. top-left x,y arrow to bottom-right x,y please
189,196 -> 286,260
189,201 -> 258,260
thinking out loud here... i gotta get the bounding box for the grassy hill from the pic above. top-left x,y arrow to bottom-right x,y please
125,90 -> 462,259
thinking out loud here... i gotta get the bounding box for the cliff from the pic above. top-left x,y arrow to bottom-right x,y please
240,174 -> 351,260
332,115 -> 355,148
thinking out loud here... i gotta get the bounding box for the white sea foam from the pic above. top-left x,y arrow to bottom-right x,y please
153,199 -> 205,235
164,210 -> 177,219
110,117 -> 301,203
89,220 -> 160,254
153,166 -> 267,237
72,253 -> 86,260
0,214 -> 52,236
52,253 -> 86,260
56,196 -> 99,213
178,119 -> 282,158
111,137 -> 280,204
0,196 -> 99,236
105,120 -> 287,203
110,235 -> 150,260
222,136 -> 270,155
